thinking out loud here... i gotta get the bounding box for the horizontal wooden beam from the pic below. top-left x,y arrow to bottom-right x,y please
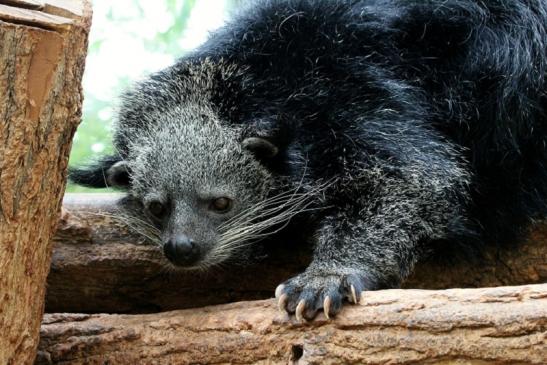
37,284 -> 547,364
45,193 -> 547,314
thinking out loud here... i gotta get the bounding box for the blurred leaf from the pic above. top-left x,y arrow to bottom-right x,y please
144,0 -> 196,54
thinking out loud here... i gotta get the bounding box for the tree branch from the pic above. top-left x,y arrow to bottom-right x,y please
37,284 -> 547,364
45,193 -> 547,314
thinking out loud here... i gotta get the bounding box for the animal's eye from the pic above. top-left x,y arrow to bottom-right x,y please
147,200 -> 166,219
210,197 -> 233,213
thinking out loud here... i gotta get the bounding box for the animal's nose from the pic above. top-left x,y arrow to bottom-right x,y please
163,234 -> 200,266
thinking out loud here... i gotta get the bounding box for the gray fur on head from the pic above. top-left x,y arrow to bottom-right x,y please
106,59 -> 322,270
130,107 -> 274,266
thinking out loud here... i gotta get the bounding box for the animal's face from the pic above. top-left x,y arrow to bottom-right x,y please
113,105 -> 284,269
70,60 -> 317,269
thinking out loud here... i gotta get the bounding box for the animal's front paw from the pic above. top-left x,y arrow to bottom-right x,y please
275,269 -> 371,321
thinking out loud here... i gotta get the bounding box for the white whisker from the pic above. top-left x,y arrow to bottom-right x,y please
87,211 -> 162,246
207,178 -> 335,265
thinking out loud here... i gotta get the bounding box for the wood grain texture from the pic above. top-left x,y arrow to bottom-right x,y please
37,284 -> 547,364
0,2 -> 91,364
45,193 -> 547,314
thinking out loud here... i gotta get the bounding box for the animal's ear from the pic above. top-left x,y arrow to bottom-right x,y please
242,137 -> 279,159
69,155 -> 131,189
104,161 -> 131,188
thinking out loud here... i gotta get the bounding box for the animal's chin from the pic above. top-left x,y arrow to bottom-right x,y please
165,260 -> 209,272
163,254 -> 221,272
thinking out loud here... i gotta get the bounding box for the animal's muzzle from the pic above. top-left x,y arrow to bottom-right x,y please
163,234 -> 201,266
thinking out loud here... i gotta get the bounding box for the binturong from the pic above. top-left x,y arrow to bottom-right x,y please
71,0 -> 547,321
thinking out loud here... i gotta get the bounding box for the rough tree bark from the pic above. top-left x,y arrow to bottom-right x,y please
37,284 -> 547,364
45,193 -> 547,313
0,1 -> 91,364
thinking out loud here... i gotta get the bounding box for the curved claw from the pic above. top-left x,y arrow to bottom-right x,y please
323,296 -> 331,319
278,293 -> 288,312
350,284 -> 358,304
295,300 -> 306,322
275,284 -> 285,299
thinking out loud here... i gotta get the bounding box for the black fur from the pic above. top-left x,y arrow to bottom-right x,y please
202,0 -> 547,246
72,0 -> 547,319
69,154 -> 127,188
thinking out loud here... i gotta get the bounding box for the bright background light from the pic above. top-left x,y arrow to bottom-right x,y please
82,0 -> 230,100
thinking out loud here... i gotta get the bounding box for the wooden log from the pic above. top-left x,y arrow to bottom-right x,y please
37,284 -> 547,364
45,193 -> 547,314
0,2 -> 91,364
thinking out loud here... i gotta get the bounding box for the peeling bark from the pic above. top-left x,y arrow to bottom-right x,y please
37,284 -> 547,364
45,193 -> 547,314
0,2 -> 91,364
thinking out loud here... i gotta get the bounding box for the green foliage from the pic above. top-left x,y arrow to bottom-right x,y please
145,0 -> 197,55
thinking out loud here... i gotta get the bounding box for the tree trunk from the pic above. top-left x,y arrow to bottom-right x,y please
45,193 -> 547,314
0,2 -> 91,364
37,284 -> 547,364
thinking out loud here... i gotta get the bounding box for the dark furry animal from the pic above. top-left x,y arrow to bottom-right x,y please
71,0 -> 547,320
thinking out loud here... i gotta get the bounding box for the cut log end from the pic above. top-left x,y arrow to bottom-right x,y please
0,2 -> 91,364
